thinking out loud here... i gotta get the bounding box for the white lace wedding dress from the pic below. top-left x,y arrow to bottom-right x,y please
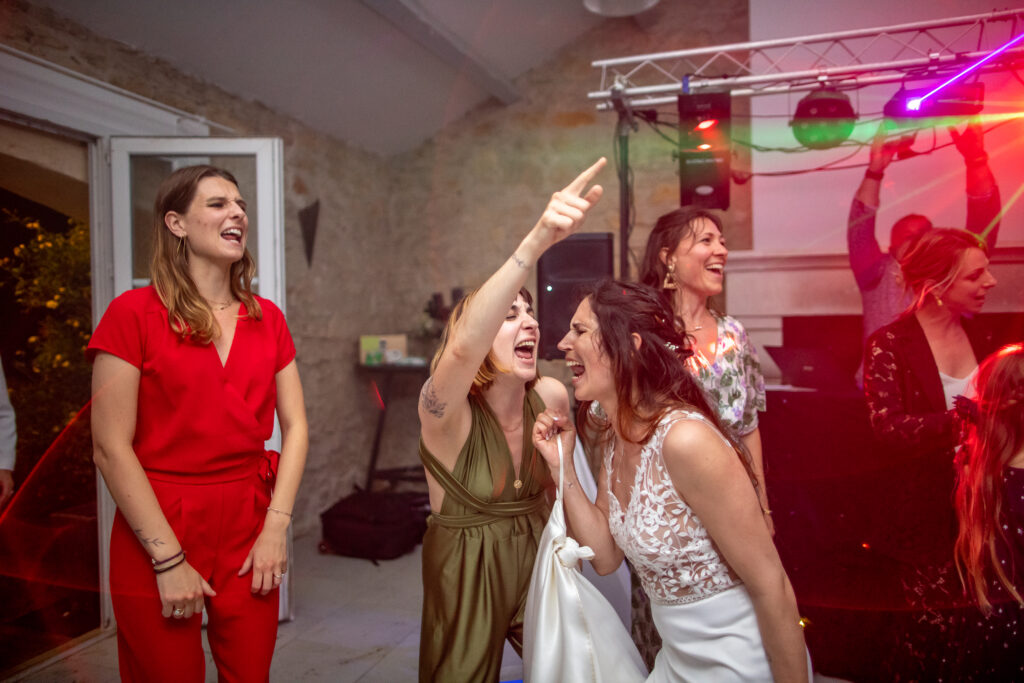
605,409 -> 805,682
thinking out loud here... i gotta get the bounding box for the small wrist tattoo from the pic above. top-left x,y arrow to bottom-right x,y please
511,252 -> 528,269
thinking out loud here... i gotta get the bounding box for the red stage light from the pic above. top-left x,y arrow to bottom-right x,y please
696,119 -> 717,131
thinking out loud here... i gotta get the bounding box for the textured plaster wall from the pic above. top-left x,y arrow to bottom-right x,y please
0,0 -> 749,534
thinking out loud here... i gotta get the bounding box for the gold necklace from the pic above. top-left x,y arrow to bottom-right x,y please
205,297 -> 235,311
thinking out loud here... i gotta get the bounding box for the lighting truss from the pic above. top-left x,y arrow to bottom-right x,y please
589,9 -> 1024,110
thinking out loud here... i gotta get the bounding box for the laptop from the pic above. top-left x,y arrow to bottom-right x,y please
764,345 -> 855,392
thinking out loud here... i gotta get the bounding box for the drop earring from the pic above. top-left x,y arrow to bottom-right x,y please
662,262 -> 677,290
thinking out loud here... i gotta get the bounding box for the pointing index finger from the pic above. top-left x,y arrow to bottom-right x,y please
564,157 -> 607,196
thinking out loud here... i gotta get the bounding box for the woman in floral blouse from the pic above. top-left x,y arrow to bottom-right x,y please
864,227 -> 998,680
639,208 -> 767,512
632,207 -> 768,667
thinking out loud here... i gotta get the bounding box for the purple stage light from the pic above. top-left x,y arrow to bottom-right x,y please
913,30 -> 1024,110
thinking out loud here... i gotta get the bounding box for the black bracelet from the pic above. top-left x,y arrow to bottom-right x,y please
154,554 -> 186,574
864,168 -> 885,181
151,548 -> 184,568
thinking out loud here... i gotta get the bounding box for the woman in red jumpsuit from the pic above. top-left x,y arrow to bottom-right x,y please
89,165 -> 308,682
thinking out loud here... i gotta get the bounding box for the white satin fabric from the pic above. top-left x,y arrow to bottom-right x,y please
522,438 -> 647,683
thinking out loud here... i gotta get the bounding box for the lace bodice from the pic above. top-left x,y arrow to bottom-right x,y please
605,410 -> 741,605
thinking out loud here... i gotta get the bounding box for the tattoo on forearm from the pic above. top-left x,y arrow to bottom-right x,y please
419,378 -> 447,419
511,252 -> 528,269
134,529 -> 165,548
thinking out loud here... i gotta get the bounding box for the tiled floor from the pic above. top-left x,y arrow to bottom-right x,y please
11,533 -> 523,682
11,532 -> 849,683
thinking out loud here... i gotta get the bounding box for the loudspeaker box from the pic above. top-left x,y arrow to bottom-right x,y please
536,233 -> 614,361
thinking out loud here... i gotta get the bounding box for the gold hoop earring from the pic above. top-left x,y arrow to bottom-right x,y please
662,262 -> 677,290
176,236 -> 188,260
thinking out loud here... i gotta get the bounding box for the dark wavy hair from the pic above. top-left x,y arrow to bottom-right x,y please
638,206 -> 725,317
575,280 -> 758,493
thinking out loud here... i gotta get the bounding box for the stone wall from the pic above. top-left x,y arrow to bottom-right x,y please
1,0 -> 749,534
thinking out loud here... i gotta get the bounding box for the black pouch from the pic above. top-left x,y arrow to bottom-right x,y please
318,488 -> 430,563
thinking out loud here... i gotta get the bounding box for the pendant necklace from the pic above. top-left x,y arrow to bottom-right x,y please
205,297 -> 235,311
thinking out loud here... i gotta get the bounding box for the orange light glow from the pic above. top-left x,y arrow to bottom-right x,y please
697,143 -> 712,151
696,119 -> 717,130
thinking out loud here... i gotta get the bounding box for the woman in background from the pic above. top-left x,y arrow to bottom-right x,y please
90,165 -> 307,682
635,208 -> 769,665
533,280 -> 808,682
417,159 -> 604,682
864,227 -> 998,679
953,343 -> 1024,680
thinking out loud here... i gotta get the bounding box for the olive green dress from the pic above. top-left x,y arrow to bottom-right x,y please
418,389 -> 552,683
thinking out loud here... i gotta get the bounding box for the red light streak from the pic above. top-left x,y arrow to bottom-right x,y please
696,119 -> 717,130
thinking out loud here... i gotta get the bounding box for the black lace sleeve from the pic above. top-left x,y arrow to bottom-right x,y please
863,327 -> 955,454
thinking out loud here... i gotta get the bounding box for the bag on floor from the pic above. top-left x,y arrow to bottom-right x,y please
319,488 -> 429,562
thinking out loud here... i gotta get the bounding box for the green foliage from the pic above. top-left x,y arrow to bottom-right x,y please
0,209 -> 93,478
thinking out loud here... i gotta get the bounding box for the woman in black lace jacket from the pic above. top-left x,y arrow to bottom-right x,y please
863,227 -> 998,680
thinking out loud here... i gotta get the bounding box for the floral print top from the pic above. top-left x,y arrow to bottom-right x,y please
685,315 -> 765,437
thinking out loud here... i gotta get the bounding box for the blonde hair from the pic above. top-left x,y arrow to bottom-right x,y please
898,228 -> 987,312
150,165 -> 261,343
430,287 -> 538,396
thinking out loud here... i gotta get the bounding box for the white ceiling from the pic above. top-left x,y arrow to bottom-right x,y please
36,0 -> 605,157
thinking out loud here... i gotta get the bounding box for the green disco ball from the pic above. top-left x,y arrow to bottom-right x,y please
789,89 -> 857,150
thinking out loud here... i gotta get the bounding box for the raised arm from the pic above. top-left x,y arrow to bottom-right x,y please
664,419 -> 808,682
419,158 -> 606,463
239,359 -> 308,594
91,352 -> 215,618
950,119 -> 1001,247
849,123 -> 900,289
532,409 -> 624,575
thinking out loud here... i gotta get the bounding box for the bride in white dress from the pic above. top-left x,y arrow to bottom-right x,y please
532,280 -> 810,682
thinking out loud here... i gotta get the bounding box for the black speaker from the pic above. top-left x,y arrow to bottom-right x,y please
536,233 -> 614,361
678,92 -> 731,210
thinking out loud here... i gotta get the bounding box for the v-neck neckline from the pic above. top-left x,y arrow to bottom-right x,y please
480,394 -> 533,495
213,301 -> 245,369
608,435 -> 644,519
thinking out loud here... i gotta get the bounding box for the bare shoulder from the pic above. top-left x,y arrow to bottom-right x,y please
662,414 -> 734,469
535,376 -> 569,413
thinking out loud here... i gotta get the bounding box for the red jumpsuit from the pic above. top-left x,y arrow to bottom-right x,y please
89,286 -> 296,682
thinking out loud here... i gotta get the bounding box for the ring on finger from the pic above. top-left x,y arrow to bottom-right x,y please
173,607 -> 185,617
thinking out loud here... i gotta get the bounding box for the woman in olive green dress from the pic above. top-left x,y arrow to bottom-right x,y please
417,158 -> 605,682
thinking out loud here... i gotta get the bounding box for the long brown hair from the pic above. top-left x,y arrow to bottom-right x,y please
576,280 -> 759,495
150,165 -> 261,343
429,287 -> 538,396
955,343 -> 1024,613
638,207 -> 725,317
